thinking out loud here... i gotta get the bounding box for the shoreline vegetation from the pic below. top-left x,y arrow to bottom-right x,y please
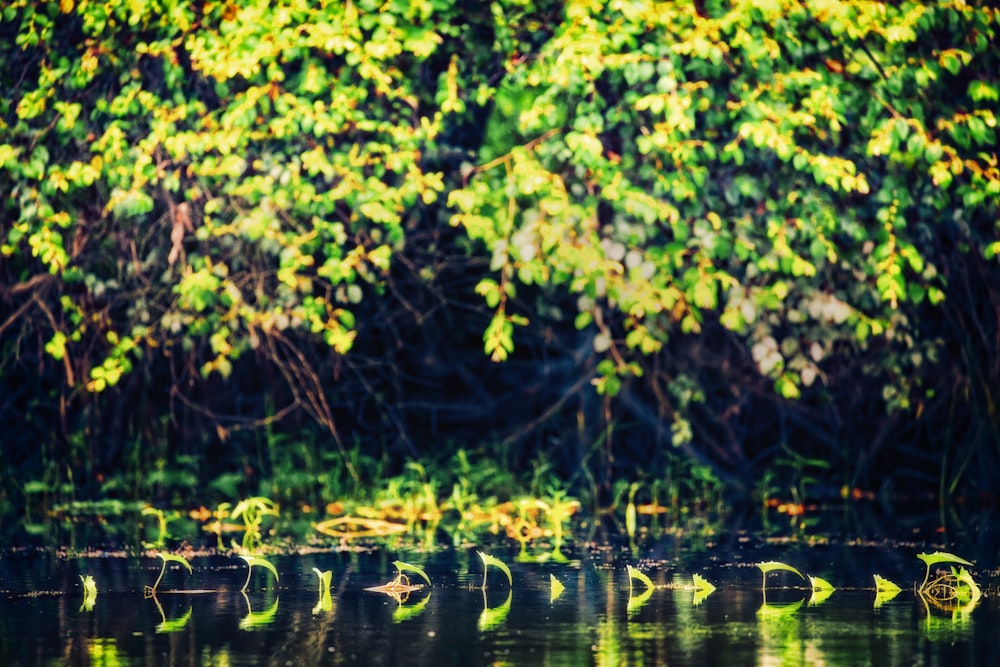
2,1 -> 999,527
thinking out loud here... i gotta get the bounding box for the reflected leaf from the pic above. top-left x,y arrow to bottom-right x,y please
393,591 -> 431,623
240,592 -> 280,630
478,588 -> 512,632
874,588 -> 902,608
758,600 -> 803,619
550,574 -> 565,602
157,605 -> 193,634
627,584 -> 654,614
809,586 -> 834,606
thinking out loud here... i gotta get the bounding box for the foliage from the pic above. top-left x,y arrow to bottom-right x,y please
477,551 -> 512,589
144,552 -> 193,597
239,554 -> 278,592
1,0 -> 998,511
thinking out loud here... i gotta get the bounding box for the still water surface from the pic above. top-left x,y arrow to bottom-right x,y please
1,537 -> 997,666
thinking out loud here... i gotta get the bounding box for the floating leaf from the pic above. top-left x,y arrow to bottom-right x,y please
477,551 -> 512,588
240,555 -> 279,592
550,574 -> 565,602
393,560 -> 431,587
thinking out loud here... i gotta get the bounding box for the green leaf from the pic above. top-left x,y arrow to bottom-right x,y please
809,575 -> 834,592
477,551 -> 512,588
757,561 -> 805,589
693,573 -> 716,592
550,574 -> 565,602
159,552 -> 193,574
873,574 -> 901,593
393,560 -> 431,587
626,564 -> 654,591
917,551 -> 973,589
240,555 -> 279,591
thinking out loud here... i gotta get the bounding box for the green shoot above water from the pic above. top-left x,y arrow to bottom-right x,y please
477,551 -> 512,589
393,560 -> 431,587
756,561 -> 805,591
145,553 -> 192,597
917,551 -> 973,590
240,555 -> 279,592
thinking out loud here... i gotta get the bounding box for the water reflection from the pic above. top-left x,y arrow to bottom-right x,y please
0,547 -> 996,666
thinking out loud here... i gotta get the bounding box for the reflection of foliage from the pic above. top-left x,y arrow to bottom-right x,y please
477,589 -> 512,632
239,592 -> 280,631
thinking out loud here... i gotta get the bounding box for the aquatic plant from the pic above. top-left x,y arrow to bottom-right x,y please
477,551 -> 512,589
626,565 -> 655,613
916,552 -> 981,611
231,497 -> 280,552
239,555 -> 279,592
756,561 -> 805,592
626,564 -> 654,593
874,574 -> 901,593
550,574 -> 566,602
808,575 -> 835,606
145,552 -> 192,597
80,574 -> 97,611
141,506 -> 176,548
312,568 -> 334,614
392,560 -> 431,587
692,573 -> 716,606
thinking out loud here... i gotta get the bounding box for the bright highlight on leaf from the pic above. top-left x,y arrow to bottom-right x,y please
809,575 -> 834,592
145,552 -> 193,597
916,551 -> 973,589
693,573 -> 716,592
477,551 -> 512,588
550,574 -> 565,602
626,564 -> 654,592
757,561 -> 804,590
393,560 -> 431,587
240,555 -> 279,592
874,574 -> 901,593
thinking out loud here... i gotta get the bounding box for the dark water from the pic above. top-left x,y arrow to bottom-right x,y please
1,538 -> 998,666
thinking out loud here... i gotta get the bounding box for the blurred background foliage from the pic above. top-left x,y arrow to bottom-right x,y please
1,0 -> 998,518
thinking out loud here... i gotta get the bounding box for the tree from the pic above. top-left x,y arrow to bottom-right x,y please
1,0 -> 998,504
